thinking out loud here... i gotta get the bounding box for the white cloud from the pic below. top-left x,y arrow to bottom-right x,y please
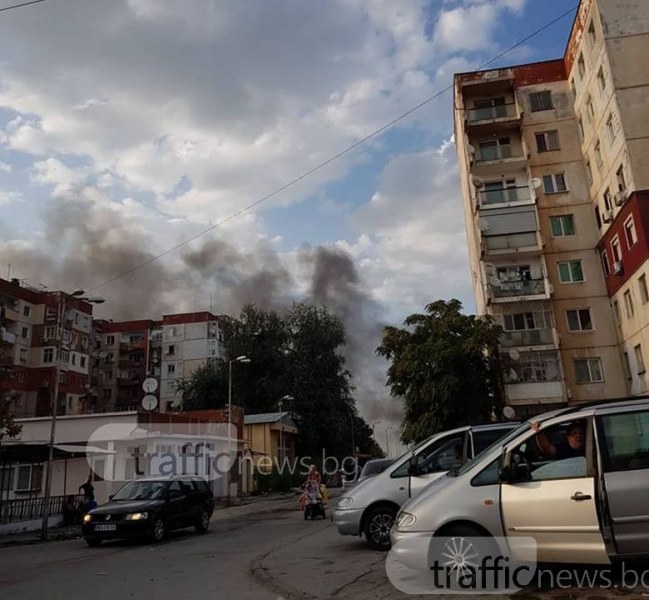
0,191 -> 22,206
0,161 -> 11,173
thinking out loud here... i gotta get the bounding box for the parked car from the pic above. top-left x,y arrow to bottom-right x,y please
82,475 -> 214,546
342,458 -> 395,493
332,422 -> 518,550
391,398 -> 649,566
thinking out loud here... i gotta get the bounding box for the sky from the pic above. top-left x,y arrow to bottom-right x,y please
0,0 -> 578,442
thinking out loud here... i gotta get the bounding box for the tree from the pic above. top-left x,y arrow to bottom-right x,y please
173,363 -> 221,411
0,396 -> 21,442
377,299 -> 503,445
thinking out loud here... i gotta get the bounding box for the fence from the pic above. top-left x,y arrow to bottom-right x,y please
0,493 -> 85,524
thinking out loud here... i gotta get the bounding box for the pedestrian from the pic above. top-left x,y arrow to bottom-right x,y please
79,474 -> 94,510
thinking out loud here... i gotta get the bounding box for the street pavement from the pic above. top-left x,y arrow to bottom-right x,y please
1,492 -> 647,600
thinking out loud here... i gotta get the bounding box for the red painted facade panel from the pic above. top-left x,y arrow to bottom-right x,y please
598,191 -> 649,295
513,60 -> 567,87
95,319 -> 156,334
163,312 -> 216,325
564,0 -> 594,73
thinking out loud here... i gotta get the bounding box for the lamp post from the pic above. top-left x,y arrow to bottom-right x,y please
277,395 -> 293,464
41,290 -> 104,541
226,355 -> 250,507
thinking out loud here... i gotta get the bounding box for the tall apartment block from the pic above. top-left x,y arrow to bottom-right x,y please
454,0 -> 649,415
0,278 -> 95,417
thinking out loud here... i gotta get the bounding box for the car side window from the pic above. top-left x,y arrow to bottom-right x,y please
472,429 -> 511,457
471,458 -> 500,487
180,481 -> 193,494
417,435 -> 464,475
168,481 -> 182,495
599,410 -> 649,472
390,434 -> 464,479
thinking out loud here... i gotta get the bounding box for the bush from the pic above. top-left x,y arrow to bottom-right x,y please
255,466 -> 303,493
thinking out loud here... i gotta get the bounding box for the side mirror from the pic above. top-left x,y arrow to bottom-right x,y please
499,466 -> 511,483
108,494 -> 114,501
408,458 -> 420,476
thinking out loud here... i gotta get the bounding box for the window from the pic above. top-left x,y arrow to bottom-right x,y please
586,96 -> 595,122
472,97 -> 507,120
639,274 -> 649,304
167,364 -> 176,375
595,141 -> 603,168
483,179 -> 518,205
600,410 -> 649,472
606,113 -> 617,145
577,118 -> 584,141
530,91 -> 553,112
80,356 -> 87,368
604,188 -> 612,212
543,173 -> 567,194
570,79 -> 577,99
44,326 -> 56,340
550,215 -> 575,237
634,345 -> 646,374
168,345 -> 176,356
21,326 -> 28,339
611,236 -> 621,262
103,388 -> 112,400
558,261 -> 584,283
23,305 -> 31,318
624,290 -> 635,318
567,309 -> 593,331
623,352 -> 632,380
43,348 -> 54,363
16,465 -> 43,491
624,217 -> 637,248
59,371 -> 67,384
71,353 -> 77,366
601,250 -> 610,275
575,358 -> 604,383
60,350 -> 69,364
617,164 -> 627,192
19,348 -> 27,362
588,20 -> 597,45
536,130 -> 560,152
106,335 -> 115,346
477,137 -> 511,161
105,352 -> 114,363
577,54 -> 586,79
585,161 -> 593,185
597,67 -> 607,95
613,300 -> 621,325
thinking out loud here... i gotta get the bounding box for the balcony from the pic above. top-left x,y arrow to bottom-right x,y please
0,307 -> 20,322
482,232 -> 541,258
471,142 -> 528,175
1,328 -> 16,345
505,381 -> 564,406
478,186 -> 534,208
500,328 -> 557,348
0,354 -> 14,367
467,102 -> 521,127
117,376 -> 141,386
488,278 -> 549,301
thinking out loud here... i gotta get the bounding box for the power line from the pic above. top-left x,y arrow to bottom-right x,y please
83,4 -> 578,293
0,0 -> 51,14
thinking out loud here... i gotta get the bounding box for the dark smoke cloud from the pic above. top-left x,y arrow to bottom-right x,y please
0,195 -> 402,429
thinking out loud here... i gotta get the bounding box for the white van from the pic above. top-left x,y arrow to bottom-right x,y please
391,399 -> 649,565
332,422 -> 517,550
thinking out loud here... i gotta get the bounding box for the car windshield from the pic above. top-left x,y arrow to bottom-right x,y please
112,481 -> 167,501
451,423 -> 530,477
360,459 -> 393,478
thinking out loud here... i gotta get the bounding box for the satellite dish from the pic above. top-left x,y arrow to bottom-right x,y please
468,145 -> 476,155
508,349 -> 520,361
503,406 -> 516,420
508,369 -> 519,381
142,377 -> 158,394
477,218 -> 490,232
472,176 -> 483,188
530,177 -> 542,189
141,395 -> 158,411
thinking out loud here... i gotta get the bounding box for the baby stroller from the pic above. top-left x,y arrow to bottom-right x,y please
301,480 -> 326,520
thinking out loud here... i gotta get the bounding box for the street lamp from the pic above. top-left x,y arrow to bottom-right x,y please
41,290 -> 104,541
277,395 -> 294,464
226,355 -> 250,507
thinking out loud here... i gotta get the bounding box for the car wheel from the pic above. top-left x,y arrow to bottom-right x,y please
85,538 -> 102,547
434,525 -> 499,583
150,517 -> 166,543
195,509 -> 210,533
364,506 -> 396,551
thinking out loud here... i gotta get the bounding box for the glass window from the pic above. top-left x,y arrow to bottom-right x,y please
530,91 -> 554,112
536,130 -> 560,152
416,435 -> 465,474
613,300 -> 621,325
575,358 -> 604,383
550,215 -> 575,237
472,428 -> 513,456
638,274 -> 649,304
601,250 -> 610,276
558,261 -> 584,283
578,54 -> 586,79
595,141 -> 603,168
634,345 -> 645,374
625,218 -> 637,248
23,305 -> 31,317
567,309 -> 593,331
624,290 -> 634,318
597,67 -> 606,94
471,459 -> 500,487
600,411 -> 649,472
623,352 -> 632,380
585,161 -> 593,184
543,173 -> 567,194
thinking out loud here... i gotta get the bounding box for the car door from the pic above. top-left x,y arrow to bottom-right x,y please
500,417 -> 608,564
408,432 -> 467,498
165,481 -> 188,529
596,407 -> 649,557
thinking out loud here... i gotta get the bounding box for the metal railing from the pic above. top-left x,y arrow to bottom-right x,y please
468,103 -> 518,123
479,185 -> 532,206
500,328 -> 555,347
0,493 -> 85,524
484,232 -> 539,252
475,145 -> 514,162
490,278 -> 546,298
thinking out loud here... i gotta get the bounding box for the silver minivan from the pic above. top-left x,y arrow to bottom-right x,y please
391,399 -> 649,566
332,422 -> 518,550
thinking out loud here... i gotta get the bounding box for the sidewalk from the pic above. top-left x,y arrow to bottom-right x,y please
0,489 -> 306,548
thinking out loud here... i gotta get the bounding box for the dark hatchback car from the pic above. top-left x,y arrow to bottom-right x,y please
82,475 -> 214,546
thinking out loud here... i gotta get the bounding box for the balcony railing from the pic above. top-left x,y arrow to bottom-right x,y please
479,186 -> 532,206
484,232 -> 539,253
490,278 -> 546,298
475,145 -> 514,162
0,494 -> 85,525
468,103 -> 518,123
500,328 -> 555,347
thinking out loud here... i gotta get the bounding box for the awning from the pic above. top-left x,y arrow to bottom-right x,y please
54,444 -> 115,455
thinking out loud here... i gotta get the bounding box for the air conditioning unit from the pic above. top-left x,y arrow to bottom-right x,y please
602,210 -> 613,223
547,284 -> 554,295
613,261 -> 623,274
615,190 -> 626,206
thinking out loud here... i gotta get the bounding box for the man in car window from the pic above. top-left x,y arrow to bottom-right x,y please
531,421 -> 585,459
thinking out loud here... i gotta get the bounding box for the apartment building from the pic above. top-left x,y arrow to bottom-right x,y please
454,0 -> 649,415
0,278 -> 95,418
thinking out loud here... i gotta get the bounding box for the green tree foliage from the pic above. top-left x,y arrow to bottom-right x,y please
377,299 -> 503,445
173,303 -> 380,460
0,371 -> 21,441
